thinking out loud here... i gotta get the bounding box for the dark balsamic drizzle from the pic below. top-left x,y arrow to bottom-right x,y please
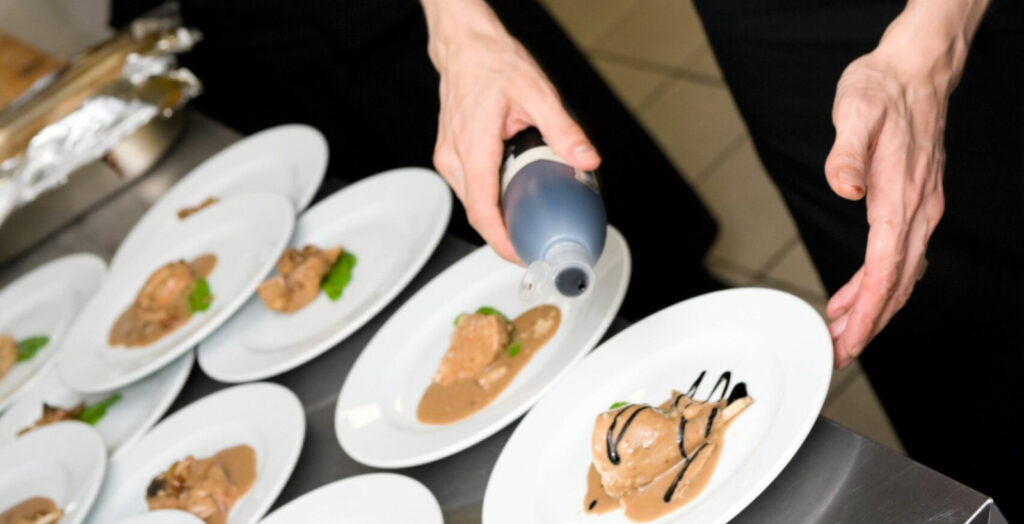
606,405 -> 650,465
727,382 -> 748,405
588,499 -> 597,511
704,407 -> 718,438
663,442 -> 709,503
705,371 -> 731,402
676,417 -> 687,457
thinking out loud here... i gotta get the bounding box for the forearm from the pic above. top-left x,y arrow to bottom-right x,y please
875,0 -> 992,92
420,0 -> 509,69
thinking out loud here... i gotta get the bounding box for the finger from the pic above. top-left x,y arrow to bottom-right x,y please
824,93 -> 886,200
836,211 -> 906,362
826,266 -> 864,320
872,213 -> 931,338
523,84 -> 601,170
456,110 -> 522,264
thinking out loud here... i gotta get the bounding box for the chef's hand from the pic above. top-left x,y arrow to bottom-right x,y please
421,0 -> 600,263
824,0 -> 989,368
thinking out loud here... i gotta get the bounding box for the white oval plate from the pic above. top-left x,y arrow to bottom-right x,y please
57,193 -> 295,394
0,422 -> 106,524
482,288 -> 832,524
88,382 -> 305,524
115,510 -> 205,524
110,124 -> 326,273
335,227 -> 631,468
259,473 -> 443,524
198,168 -> 452,383
0,350 -> 194,455
0,254 -> 105,412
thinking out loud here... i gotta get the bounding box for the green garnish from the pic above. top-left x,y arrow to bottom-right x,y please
506,342 -> 522,358
16,336 -> 49,362
454,313 -> 466,326
608,401 -> 629,410
475,306 -> 510,323
322,252 -> 358,301
79,394 -> 122,425
187,278 -> 213,313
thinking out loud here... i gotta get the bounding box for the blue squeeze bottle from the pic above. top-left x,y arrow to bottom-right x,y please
500,127 -> 607,301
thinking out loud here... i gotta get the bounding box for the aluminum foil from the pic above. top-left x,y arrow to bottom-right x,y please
0,19 -> 202,220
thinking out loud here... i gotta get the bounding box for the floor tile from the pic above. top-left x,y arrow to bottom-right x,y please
680,41 -> 724,82
763,239 -> 827,301
637,79 -> 747,180
595,0 -> 706,68
705,257 -> 756,288
588,56 -> 671,112
699,140 -> 798,271
537,0 -> 642,49
823,371 -> 905,454
826,360 -> 862,406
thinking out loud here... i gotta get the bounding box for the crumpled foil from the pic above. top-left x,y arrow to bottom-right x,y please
0,20 -> 202,215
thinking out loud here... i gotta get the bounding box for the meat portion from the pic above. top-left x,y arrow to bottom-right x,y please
146,445 -> 256,524
109,255 -> 216,348
0,497 -> 63,524
0,334 -> 16,379
591,405 -> 683,497
17,402 -> 85,436
177,197 -> 218,219
258,245 -> 342,313
432,313 -> 511,386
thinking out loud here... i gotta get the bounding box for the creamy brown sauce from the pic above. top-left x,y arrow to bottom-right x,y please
0,497 -> 62,524
584,372 -> 751,522
177,197 -> 218,220
417,305 -> 561,424
109,254 -> 217,348
146,444 -> 257,524
0,334 -> 15,380
17,402 -> 84,436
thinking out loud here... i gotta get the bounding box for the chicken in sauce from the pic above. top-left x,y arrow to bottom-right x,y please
258,245 -> 343,313
0,497 -> 63,524
146,444 -> 257,524
0,334 -> 15,380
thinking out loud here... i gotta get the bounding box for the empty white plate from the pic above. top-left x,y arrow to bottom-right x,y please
335,227 -> 630,468
57,193 -> 295,394
483,288 -> 832,524
0,422 -> 107,524
0,253 -> 105,412
198,168 -> 452,382
115,510 -> 204,524
0,350 -> 194,455
88,382 -> 305,524
110,124 -> 327,273
259,473 -> 443,524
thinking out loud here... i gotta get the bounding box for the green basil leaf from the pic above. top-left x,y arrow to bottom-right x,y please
608,401 -> 629,410
506,342 -> 522,358
322,252 -> 357,301
16,336 -> 49,362
187,278 -> 213,313
475,306 -> 510,323
79,393 -> 122,425
454,313 -> 466,326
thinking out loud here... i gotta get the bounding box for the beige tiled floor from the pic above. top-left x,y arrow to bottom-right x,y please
539,0 -> 904,453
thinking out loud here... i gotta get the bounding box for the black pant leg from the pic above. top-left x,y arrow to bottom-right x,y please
695,0 -> 1024,517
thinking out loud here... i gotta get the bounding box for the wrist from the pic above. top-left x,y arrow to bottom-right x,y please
421,0 -> 509,70
872,0 -> 990,92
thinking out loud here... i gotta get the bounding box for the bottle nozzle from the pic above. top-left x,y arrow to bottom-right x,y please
519,241 -> 595,302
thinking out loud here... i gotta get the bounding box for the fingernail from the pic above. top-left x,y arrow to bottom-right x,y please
573,144 -> 598,163
838,171 -> 863,194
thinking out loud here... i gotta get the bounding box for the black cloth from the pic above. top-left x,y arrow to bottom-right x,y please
111,0 -> 721,319
694,0 -> 1024,517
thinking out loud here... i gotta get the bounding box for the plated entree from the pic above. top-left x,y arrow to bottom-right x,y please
146,444 -> 257,524
258,245 -> 356,313
417,305 -> 560,424
17,393 -> 121,436
585,372 -> 752,522
0,334 -> 49,380
0,497 -> 62,524
110,255 -> 216,347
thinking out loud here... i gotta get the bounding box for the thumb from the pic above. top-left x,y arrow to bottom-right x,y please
824,125 -> 870,201
527,90 -> 601,170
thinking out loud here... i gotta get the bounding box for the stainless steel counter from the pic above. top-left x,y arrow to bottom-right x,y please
0,111 -> 1006,523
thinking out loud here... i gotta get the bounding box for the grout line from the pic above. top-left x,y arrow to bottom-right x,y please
694,133 -> 748,185
752,235 -> 799,281
704,256 -> 759,281
586,0 -> 646,52
634,74 -> 679,114
589,49 -> 725,88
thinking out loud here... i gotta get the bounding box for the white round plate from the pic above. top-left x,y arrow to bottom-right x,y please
57,193 -> 295,394
0,254 -> 105,412
88,382 -> 305,524
482,288 -> 832,524
0,350 -> 194,454
198,168 -> 451,382
259,473 -> 443,524
335,227 -> 631,468
0,422 -> 107,524
115,510 -> 205,524
110,124 -> 326,273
